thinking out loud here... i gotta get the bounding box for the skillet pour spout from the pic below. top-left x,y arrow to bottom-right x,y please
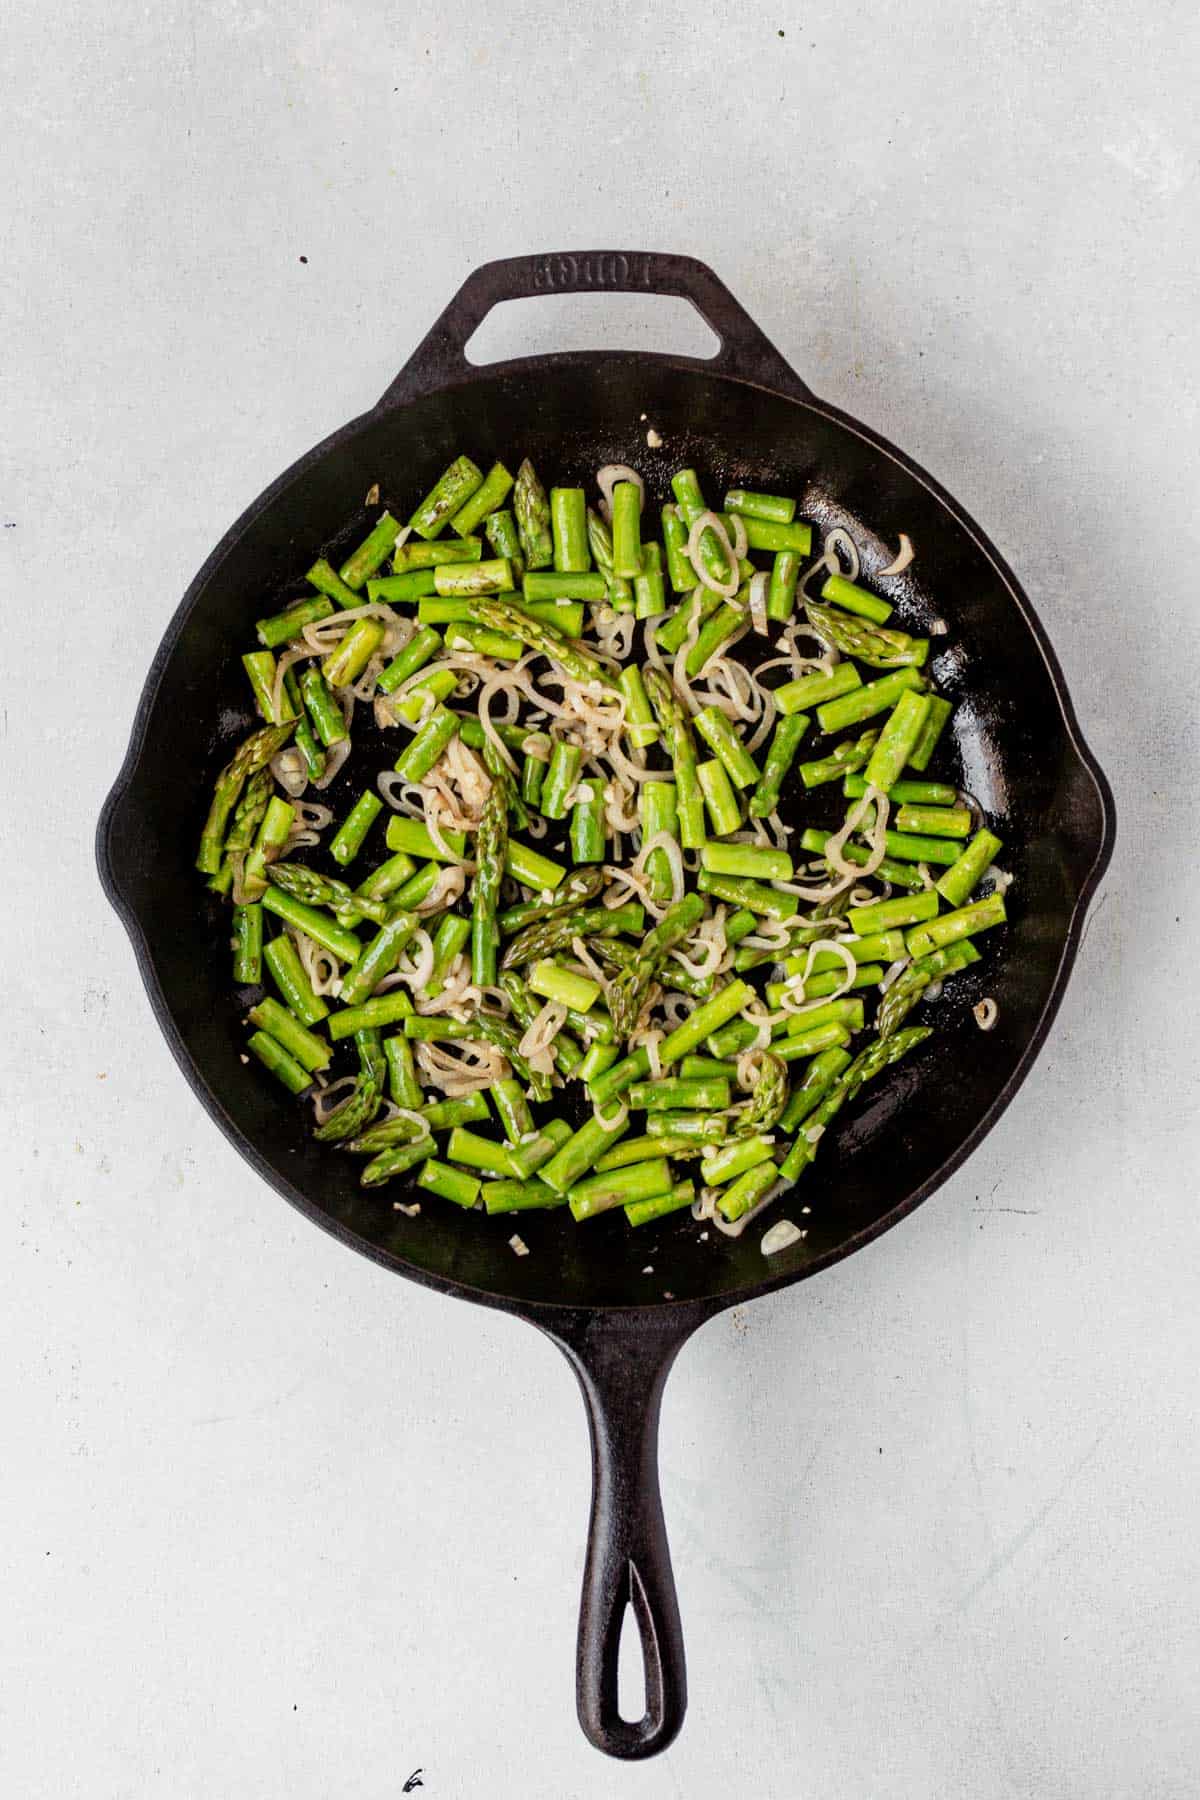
97,251 -> 1115,1757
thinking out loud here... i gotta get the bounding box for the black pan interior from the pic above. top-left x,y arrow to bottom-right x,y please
102,358 -> 1109,1311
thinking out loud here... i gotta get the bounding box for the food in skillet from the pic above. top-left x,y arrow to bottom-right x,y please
197,456 -> 1009,1252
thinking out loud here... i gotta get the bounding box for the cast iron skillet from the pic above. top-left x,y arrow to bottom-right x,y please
97,252 -> 1114,1760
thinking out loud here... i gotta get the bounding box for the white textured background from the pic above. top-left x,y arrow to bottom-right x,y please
3,3 -> 1198,1796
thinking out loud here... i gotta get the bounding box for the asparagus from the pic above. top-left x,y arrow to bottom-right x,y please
876,941 -> 982,1040
696,872 -> 798,919
541,741 -> 582,820
491,1077 -> 535,1144
539,1112 -> 633,1196
595,1133 -> 698,1172
247,1031 -> 311,1094
821,572 -> 893,625
644,666 -> 706,850
340,513 -> 401,589
626,1076 -> 732,1112
361,1139 -> 435,1188
450,461 -> 513,537
255,595 -> 334,649
936,829 -> 1004,908
894,803 -> 973,839
470,743 -> 513,987
500,902 -> 644,972
500,971 -> 585,1078
639,781 -> 679,905
805,600 -> 928,669
864,690 -> 933,793
625,1180 -> 697,1227
470,1010 -> 552,1104
529,962 -> 600,1013
391,538 -> 482,572
209,766 -> 272,892
434,558 -> 515,597
701,844 -> 792,882
774,660 -> 861,716
383,1032 -> 422,1108
339,912 -> 419,1008
306,557 -> 360,608
481,508 -> 523,580
312,1028 -> 387,1142
618,666 -> 658,749
446,1127 -> 519,1178
766,550 -> 801,624
328,992 -> 415,1040
232,904 -> 263,984
796,730 -> 880,790
242,650 -> 296,725
661,504 -> 694,592
905,891 -> 1006,958
371,570 -> 437,604
241,796 -> 295,901
694,706 -> 759,789
646,1111 -> 726,1144
633,542 -> 665,619
608,893 -> 706,1036
498,867 -> 605,933
587,505 -> 633,611
657,586 -> 723,655
749,715 -> 808,817
423,912 -> 471,999
348,1094 -> 488,1152
686,601 -> 745,678
507,1118 -> 573,1179
299,667 -> 349,745
264,934 -> 328,1026
282,669 -> 325,782
568,1158 -> 673,1223
846,889 -> 940,936
729,1051 -> 788,1138
196,722 -> 295,875
777,1045 -> 853,1131
323,619 -> 385,690
907,694 -> 953,771
409,457 -> 483,540
523,570 -> 607,604
261,888 -> 362,963
671,468 -> 736,588
714,1160 -> 780,1223
329,791 -> 384,868
472,598 -> 617,689
698,757 -> 741,838
512,459 -> 554,569
417,1159 -> 481,1208
266,863 -> 387,927
482,1179 -> 565,1213
551,487 -> 590,572
779,1025 -> 932,1181
724,487 -> 796,524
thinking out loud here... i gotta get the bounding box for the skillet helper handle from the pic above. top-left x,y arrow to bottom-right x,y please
543,1308 -> 701,1760
378,250 -> 813,408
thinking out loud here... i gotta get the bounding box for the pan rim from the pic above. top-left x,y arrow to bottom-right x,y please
96,351 -> 1115,1321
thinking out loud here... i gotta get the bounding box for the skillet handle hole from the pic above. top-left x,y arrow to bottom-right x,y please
463,293 -> 721,368
617,1588 -> 649,1726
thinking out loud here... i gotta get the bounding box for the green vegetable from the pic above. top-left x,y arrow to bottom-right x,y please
409,457 -> 484,540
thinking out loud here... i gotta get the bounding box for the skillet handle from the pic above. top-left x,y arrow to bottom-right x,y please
377,251 -> 813,409
539,1306 -> 704,1760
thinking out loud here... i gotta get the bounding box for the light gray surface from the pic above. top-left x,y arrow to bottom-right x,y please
3,2 -> 1198,1795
